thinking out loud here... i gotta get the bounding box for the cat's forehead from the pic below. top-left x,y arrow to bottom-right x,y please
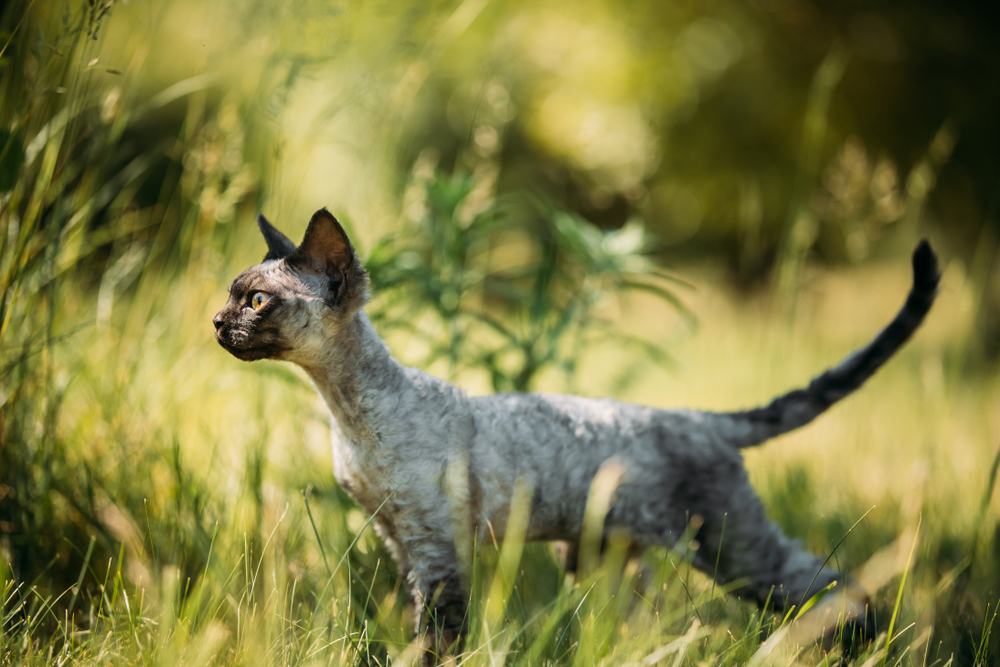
228,261 -> 297,294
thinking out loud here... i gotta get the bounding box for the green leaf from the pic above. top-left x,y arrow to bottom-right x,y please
794,580 -> 837,620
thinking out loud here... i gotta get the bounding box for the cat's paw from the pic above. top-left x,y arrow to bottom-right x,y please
417,628 -> 460,667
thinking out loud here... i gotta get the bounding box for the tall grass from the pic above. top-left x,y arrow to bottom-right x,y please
4,248 -> 998,666
1,2 -> 998,667
0,0 -> 265,609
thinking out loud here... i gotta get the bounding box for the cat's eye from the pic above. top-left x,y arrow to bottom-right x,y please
251,292 -> 271,310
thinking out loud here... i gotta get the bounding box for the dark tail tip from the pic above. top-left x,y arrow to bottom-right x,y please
912,240 -> 941,295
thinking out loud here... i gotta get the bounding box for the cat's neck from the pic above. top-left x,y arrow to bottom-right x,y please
299,311 -> 406,447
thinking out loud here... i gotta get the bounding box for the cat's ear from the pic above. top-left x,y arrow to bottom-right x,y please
258,214 -> 297,261
288,208 -> 355,274
288,209 -> 367,308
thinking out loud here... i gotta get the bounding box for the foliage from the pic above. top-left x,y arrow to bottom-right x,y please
366,167 -> 688,393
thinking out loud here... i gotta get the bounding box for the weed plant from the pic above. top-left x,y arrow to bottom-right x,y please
365,166 -> 687,394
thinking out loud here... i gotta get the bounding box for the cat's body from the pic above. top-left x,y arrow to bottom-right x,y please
307,325 -> 763,592
214,209 -> 939,660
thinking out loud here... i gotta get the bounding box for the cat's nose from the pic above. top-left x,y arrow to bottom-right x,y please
213,314 -> 224,331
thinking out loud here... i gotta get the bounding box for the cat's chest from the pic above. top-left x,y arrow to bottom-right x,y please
330,431 -> 394,514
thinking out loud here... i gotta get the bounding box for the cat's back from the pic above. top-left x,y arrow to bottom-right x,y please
472,391 -> 649,439
468,391 -> 715,463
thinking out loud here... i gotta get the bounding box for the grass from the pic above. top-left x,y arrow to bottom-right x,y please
2,244 -> 998,666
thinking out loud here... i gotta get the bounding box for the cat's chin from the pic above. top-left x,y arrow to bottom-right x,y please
216,338 -> 283,362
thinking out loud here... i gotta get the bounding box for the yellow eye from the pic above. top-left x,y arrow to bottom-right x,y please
251,292 -> 271,309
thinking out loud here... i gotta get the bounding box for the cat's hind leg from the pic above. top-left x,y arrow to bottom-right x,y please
678,470 -> 873,640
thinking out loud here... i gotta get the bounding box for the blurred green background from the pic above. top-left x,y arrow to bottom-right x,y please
1,0 -> 998,665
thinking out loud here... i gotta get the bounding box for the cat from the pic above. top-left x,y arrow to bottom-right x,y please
213,208 -> 939,661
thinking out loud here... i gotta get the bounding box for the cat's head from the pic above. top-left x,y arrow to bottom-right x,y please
213,209 -> 370,364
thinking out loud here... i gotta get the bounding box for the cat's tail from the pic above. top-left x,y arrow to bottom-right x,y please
714,241 -> 940,450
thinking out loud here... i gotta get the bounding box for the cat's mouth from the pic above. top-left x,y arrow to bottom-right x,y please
215,333 -> 285,361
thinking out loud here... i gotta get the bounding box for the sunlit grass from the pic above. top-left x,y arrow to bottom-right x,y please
2,246 -> 997,665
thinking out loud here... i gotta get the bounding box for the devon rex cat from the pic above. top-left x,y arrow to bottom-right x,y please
213,209 -> 939,658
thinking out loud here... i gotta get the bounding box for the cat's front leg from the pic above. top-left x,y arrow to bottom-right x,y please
405,540 -> 467,665
413,573 -> 465,664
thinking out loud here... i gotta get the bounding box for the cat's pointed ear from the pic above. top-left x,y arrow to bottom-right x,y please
287,209 -> 369,309
288,208 -> 355,275
258,214 -> 297,261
